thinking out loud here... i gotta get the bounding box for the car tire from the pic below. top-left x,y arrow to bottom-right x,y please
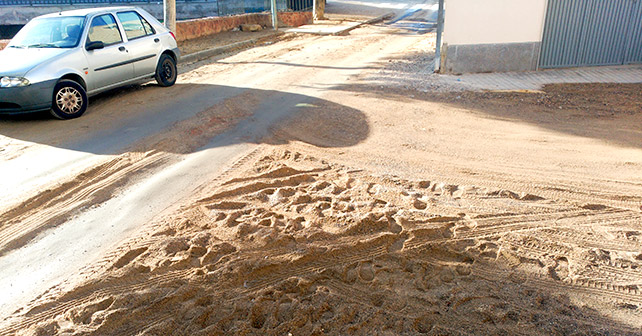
155,54 -> 177,87
50,80 -> 88,120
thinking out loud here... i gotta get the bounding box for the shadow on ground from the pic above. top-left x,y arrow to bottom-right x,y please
0,83 -> 370,155
328,50 -> 642,149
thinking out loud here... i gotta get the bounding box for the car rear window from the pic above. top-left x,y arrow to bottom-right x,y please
117,11 -> 155,40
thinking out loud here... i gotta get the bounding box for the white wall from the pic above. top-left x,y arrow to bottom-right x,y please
444,0 -> 548,45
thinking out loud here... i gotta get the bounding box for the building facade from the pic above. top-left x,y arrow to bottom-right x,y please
441,0 -> 642,73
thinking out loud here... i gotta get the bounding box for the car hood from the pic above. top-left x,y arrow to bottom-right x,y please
0,47 -> 70,77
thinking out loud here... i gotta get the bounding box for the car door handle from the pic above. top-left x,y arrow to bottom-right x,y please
154,38 -> 160,43
118,46 -> 127,52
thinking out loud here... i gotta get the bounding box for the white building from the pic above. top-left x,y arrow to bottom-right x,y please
440,0 -> 642,73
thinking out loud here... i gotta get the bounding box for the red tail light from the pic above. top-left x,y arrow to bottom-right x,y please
169,32 -> 176,40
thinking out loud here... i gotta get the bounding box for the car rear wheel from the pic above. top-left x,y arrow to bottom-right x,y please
50,80 -> 88,120
155,54 -> 177,87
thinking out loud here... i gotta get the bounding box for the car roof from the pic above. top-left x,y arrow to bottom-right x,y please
37,6 -> 139,19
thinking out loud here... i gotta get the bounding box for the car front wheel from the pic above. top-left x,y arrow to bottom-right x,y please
50,79 -> 88,120
155,54 -> 177,87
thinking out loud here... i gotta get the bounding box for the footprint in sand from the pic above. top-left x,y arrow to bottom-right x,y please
358,261 -> 375,282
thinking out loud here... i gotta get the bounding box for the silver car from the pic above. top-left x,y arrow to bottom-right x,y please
0,6 -> 180,119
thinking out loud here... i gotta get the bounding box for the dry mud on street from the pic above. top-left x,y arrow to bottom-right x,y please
5,148 -> 642,335
0,20 -> 641,336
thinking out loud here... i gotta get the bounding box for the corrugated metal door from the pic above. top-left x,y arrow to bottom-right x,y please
540,0 -> 642,69
624,0 -> 642,64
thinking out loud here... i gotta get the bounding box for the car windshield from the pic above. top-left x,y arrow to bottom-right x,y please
9,16 -> 85,49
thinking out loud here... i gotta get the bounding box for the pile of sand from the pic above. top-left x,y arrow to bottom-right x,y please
5,148 -> 640,335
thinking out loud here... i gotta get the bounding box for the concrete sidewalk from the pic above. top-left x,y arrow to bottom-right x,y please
287,12 -> 393,36
441,65 -> 642,91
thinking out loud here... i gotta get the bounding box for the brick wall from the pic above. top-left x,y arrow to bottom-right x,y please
176,13 -> 266,42
277,12 -> 314,28
176,12 -> 312,42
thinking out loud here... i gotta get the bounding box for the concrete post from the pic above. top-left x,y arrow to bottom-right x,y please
434,0 -> 445,72
270,0 -> 278,30
314,0 -> 325,20
164,0 -> 176,33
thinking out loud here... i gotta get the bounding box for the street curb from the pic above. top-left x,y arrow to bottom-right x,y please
332,12 -> 395,36
180,31 -> 285,64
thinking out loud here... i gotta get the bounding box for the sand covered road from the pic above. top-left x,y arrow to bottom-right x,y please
0,21 -> 429,325
1,14 -> 642,336
5,143 -> 641,335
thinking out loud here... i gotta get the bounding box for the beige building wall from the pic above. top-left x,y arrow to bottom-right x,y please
441,0 -> 549,73
444,0 -> 548,45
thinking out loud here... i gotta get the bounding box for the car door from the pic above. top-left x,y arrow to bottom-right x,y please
83,13 -> 134,91
116,11 -> 162,78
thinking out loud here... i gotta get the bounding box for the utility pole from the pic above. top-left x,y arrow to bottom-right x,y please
164,0 -> 176,33
270,0 -> 278,30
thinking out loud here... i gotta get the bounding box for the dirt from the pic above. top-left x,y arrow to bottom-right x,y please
435,83 -> 642,118
1,12 -> 641,336
178,29 -> 283,56
7,146 -> 642,335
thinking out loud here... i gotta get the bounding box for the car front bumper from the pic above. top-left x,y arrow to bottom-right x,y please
0,79 -> 57,114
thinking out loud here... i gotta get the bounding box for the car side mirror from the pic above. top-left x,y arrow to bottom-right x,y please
86,41 -> 104,51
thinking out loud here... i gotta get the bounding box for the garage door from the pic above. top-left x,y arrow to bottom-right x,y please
539,0 -> 642,69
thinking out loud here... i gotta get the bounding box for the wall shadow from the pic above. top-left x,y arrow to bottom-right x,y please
217,60 -> 380,70
326,51 -> 642,150
327,0 -> 399,18
0,83 -> 370,156
432,83 -> 642,150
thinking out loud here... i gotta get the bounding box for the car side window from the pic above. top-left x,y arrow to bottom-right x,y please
117,11 -> 155,40
87,14 -> 122,46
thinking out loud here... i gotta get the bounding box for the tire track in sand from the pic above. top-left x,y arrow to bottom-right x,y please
0,88 -> 266,257
474,266 -> 642,306
0,151 -> 171,257
3,148 -> 641,334
5,146 -> 270,322
402,208 -> 640,252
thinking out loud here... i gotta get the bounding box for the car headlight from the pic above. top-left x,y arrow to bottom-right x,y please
0,77 -> 30,88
